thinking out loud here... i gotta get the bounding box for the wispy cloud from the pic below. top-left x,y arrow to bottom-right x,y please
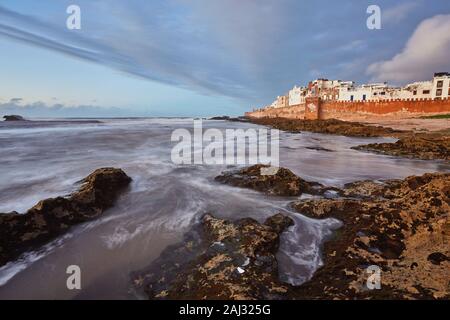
0,1 -> 289,101
1,0 -> 449,110
0,100 -> 127,118
383,1 -> 421,25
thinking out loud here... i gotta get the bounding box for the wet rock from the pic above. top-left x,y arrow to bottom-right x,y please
249,118 -> 401,137
353,134 -> 450,161
0,168 -> 131,267
215,164 -> 323,196
290,172 -> 450,299
133,213 -> 294,300
3,115 -> 26,121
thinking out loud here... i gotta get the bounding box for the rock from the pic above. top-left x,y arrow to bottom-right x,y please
305,146 -> 334,152
248,118 -> 401,137
209,116 -> 230,120
353,134 -> 450,161
427,252 -> 448,265
133,213 -> 294,300
3,115 -> 26,121
215,164 -> 323,196
341,180 -> 387,199
209,116 -> 250,122
290,172 -> 450,300
0,168 -> 131,267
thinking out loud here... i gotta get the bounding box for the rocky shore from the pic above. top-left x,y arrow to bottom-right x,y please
247,117 -> 450,161
248,117 -> 401,137
133,213 -> 294,299
291,172 -> 450,299
0,167 -> 131,267
134,165 -> 449,300
353,131 -> 450,161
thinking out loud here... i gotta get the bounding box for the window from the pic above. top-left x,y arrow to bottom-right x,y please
423,90 -> 430,95
448,87 -> 450,96
436,89 -> 442,96
437,80 -> 443,88
362,94 -> 367,101
413,90 -> 417,95
380,92 -> 386,95
373,92 -> 378,96
350,95 -> 354,101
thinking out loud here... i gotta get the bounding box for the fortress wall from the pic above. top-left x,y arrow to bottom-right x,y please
245,98 -> 450,120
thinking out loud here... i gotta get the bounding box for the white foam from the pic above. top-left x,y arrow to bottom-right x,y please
0,233 -> 72,287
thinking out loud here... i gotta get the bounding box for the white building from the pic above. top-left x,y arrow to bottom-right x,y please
288,86 -> 307,106
431,72 -> 450,99
393,81 -> 433,99
338,83 -> 388,102
262,72 -> 449,110
271,95 -> 289,108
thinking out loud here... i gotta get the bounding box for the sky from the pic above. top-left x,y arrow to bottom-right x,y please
0,0 -> 450,117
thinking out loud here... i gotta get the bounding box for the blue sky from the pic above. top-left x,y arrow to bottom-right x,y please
1,0 -> 450,117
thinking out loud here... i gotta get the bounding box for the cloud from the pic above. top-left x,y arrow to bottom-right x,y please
336,40 -> 367,52
367,14 -> 450,84
0,100 -> 128,118
0,1 -> 291,101
383,2 -> 421,25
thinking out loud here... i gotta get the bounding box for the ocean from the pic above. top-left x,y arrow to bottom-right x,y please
0,118 -> 448,299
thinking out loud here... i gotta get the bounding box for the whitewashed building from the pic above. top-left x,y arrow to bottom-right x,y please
431,72 -> 450,99
288,86 -> 307,106
338,83 -> 388,102
260,72 -> 449,111
270,95 -> 289,108
392,81 -> 433,99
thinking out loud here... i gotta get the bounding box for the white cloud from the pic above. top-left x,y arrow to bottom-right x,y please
367,14 -> 450,84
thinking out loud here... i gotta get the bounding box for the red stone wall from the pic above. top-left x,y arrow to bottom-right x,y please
245,104 -> 305,119
320,98 -> 450,120
304,97 -> 320,120
246,98 -> 450,120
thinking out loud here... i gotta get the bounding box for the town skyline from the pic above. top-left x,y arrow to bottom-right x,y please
256,72 -> 450,111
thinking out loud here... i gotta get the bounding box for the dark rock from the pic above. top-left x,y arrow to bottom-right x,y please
427,252 -> 448,265
3,115 -> 26,121
305,146 -> 334,152
133,213 -> 294,300
210,116 -> 250,122
215,164 -> 323,196
0,167 -> 131,267
353,135 -> 450,161
248,117 -> 401,137
210,116 -> 230,120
